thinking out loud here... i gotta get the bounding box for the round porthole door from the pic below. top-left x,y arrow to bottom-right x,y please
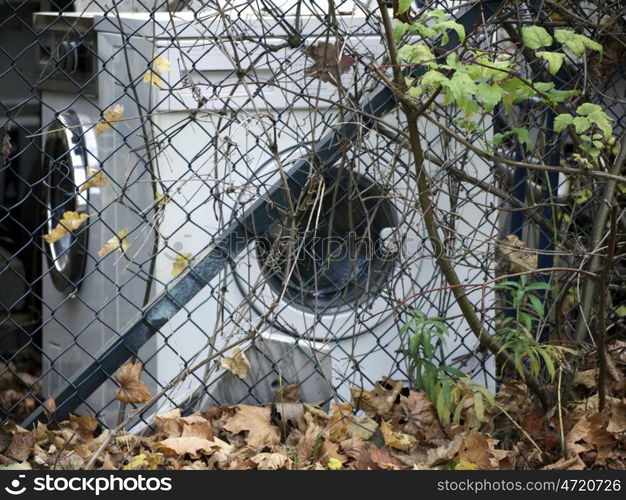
42,110 -> 95,293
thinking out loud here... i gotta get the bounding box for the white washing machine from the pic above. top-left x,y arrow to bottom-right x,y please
38,6 -> 496,425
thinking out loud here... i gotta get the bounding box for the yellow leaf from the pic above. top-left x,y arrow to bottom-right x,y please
123,454 -> 149,470
220,348 -> 250,380
327,457 -> 343,470
143,55 -> 170,88
98,229 -> 129,257
380,420 -> 417,450
455,460 -> 480,470
43,211 -> 89,243
114,361 -> 151,404
155,192 -> 170,208
171,252 -> 192,277
80,168 -> 109,192
95,104 -> 124,135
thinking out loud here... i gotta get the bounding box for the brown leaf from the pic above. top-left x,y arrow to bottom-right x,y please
114,361 -> 151,404
400,390 -> 444,440
304,42 -> 356,85
339,437 -> 368,460
6,429 -> 36,462
223,405 -> 280,449
157,436 -> 220,458
69,414 -> 98,440
392,0 -> 413,24
351,378 -> 403,418
43,398 -> 56,419
347,417 -> 378,440
274,383 -> 301,403
250,452 -> 291,470
154,409 -> 184,437
325,402 -> 352,442
543,456 -> 586,470
497,234 -> 537,273
318,439 -> 347,466
295,412 -> 324,465
368,448 -> 400,470
426,433 -> 465,467
459,430 -> 495,470
573,369 -> 596,389
220,348 -> 250,380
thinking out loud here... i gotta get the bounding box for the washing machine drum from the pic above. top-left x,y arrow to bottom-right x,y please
232,148 -> 417,340
42,110 -> 94,293
256,168 -> 397,312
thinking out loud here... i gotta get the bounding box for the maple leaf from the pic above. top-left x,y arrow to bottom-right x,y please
399,390 -> 444,440
171,252 -> 192,277
95,104 -> 124,135
98,229 -> 129,257
157,436 -> 220,458
69,414 -> 98,440
250,452 -> 291,470
220,348 -> 250,380
43,211 -> 89,244
458,429 -> 494,470
114,361 -> 151,404
304,42 -> 356,85
351,378 -> 403,418
223,405 -> 280,449
80,168 -> 110,193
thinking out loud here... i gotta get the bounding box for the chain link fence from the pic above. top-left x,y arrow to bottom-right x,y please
1,0 -> 624,430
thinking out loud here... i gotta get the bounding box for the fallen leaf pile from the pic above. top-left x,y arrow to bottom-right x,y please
1,344 -> 625,470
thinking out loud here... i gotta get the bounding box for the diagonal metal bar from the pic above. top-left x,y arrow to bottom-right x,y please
22,0 -> 504,427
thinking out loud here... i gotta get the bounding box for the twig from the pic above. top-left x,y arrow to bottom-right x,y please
597,208 -> 617,411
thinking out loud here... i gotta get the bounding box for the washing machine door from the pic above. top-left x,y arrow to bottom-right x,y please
42,110 -> 95,293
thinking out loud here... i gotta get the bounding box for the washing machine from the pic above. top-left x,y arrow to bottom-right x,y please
38,5 -> 496,425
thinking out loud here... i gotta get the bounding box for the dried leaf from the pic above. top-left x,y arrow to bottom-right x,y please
496,234 -> 537,273
95,104 -> 124,134
351,378 -> 403,418
6,429 -> 36,462
98,229 -> 129,257
157,437 -> 220,458
304,42 -> 356,85
69,414 -> 98,440
143,55 -> 171,88
325,402 -> 352,442
80,168 -> 110,192
318,439 -> 347,466
380,420 -> 417,450
43,211 -> 89,244
223,405 -> 280,449
250,452 -> 291,470
220,348 -> 250,380
274,383 -> 301,403
114,361 -> 152,404
543,456 -> 586,470
347,417 -> 378,441
171,252 -> 193,277
43,397 -> 56,419
400,390 -> 444,440
458,429 -> 494,470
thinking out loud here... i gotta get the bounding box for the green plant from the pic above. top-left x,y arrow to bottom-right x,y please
494,276 -> 575,382
400,311 -> 494,426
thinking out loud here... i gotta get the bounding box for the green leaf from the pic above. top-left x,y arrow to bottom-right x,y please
434,20 -> 466,44
396,0 -> 413,15
525,282 -> 552,291
573,115 -> 591,134
420,69 -> 449,90
535,51 -> 565,75
394,22 -> 410,42
512,127 -> 531,151
477,82 -> 504,112
522,26 -> 553,50
398,44 -> 436,65
554,113 -> 573,132
529,295 -> 544,318
555,29 -> 603,57
537,348 -> 556,381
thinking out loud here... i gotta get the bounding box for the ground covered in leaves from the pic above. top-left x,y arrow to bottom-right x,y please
2,350 -> 626,471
